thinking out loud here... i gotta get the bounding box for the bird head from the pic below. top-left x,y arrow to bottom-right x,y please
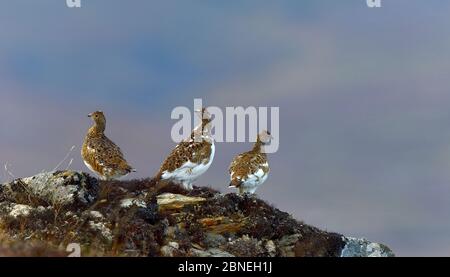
88,111 -> 106,127
195,107 -> 213,124
258,130 -> 273,145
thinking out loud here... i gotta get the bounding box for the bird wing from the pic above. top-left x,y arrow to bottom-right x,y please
85,135 -> 132,172
158,140 -> 212,175
229,152 -> 269,181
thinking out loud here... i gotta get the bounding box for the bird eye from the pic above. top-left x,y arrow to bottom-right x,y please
266,131 -> 271,135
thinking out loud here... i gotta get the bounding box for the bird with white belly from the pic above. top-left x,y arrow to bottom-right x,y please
156,108 -> 215,190
228,130 -> 273,194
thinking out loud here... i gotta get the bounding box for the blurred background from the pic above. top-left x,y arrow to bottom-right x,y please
1,0 -> 450,256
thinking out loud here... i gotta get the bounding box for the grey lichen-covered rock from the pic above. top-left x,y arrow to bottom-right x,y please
160,242 -> 183,257
265,240 -> 277,257
189,248 -> 235,257
88,211 -> 104,220
341,237 -> 395,257
277,234 -> 302,257
204,232 -> 227,248
83,210 -> 113,243
1,202 -> 50,219
88,221 -> 113,242
0,171 -> 99,209
9,204 -> 34,218
226,235 -> 266,257
120,197 -> 147,209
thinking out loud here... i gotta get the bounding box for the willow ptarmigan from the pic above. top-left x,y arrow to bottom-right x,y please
156,108 -> 215,190
81,111 -> 135,180
228,130 -> 273,194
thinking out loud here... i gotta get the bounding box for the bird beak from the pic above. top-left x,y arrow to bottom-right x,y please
88,113 -> 93,118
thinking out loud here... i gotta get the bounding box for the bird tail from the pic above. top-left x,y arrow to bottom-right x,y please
149,172 -> 170,194
120,161 -> 136,174
124,167 -> 136,174
154,171 -> 163,181
229,179 -> 242,188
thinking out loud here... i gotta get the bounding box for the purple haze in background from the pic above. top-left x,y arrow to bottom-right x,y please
1,0 -> 450,256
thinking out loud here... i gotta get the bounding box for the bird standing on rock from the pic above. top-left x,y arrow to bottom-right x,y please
228,130 -> 273,194
156,108 -> 215,190
82,111 -> 135,180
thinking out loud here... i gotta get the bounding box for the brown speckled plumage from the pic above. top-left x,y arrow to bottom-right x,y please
157,138 -> 213,175
156,108 -> 215,190
82,111 -> 134,180
229,131 -> 272,194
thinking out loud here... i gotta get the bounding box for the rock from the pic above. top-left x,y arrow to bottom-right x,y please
88,221 -> 113,242
88,211 -> 104,220
160,245 -> 176,257
83,210 -> 112,243
189,248 -> 235,257
204,232 -> 226,248
278,234 -> 302,257
198,216 -> 245,234
157,193 -> 206,211
265,240 -> 277,257
226,235 -> 265,257
168,241 -> 179,249
3,204 -> 49,219
160,242 -> 183,257
120,198 -> 147,209
9,204 -> 34,218
341,237 -> 395,257
1,171 -> 99,209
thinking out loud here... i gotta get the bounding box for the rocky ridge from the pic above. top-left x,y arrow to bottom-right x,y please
0,171 -> 394,257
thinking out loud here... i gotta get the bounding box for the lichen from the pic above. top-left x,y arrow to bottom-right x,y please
9,204 -> 33,218
341,237 -> 394,257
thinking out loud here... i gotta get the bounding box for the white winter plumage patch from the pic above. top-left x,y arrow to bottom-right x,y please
84,161 -> 96,174
162,142 -> 215,190
238,168 -> 269,194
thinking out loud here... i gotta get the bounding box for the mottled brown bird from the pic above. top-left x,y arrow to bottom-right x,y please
229,130 -> 273,194
156,108 -> 215,190
82,111 -> 135,180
